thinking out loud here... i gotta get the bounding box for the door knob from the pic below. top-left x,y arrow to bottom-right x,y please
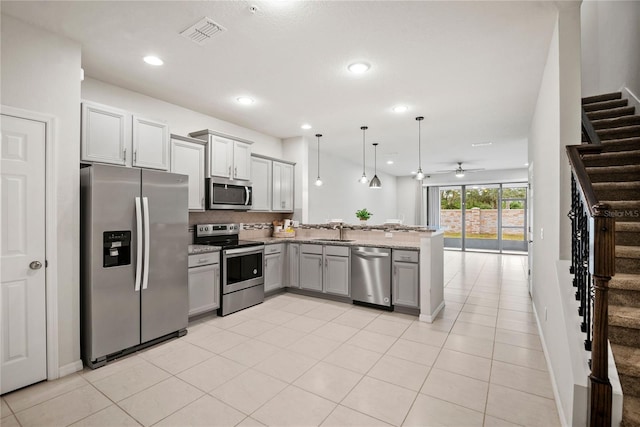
30,261 -> 43,270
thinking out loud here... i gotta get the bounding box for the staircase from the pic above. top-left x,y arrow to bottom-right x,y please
582,92 -> 640,427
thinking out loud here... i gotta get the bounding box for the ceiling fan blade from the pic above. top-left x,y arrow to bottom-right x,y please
434,169 -> 454,173
464,168 -> 485,173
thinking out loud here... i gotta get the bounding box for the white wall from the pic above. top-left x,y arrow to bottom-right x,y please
528,4 -> 584,425
82,78 -> 283,159
307,148 -> 397,225
419,168 -> 528,187
581,0 -> 640,97
1,14 -> 82,369
396,177 -> 422,226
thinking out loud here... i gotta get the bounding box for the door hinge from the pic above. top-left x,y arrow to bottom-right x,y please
45,260 -> 49,268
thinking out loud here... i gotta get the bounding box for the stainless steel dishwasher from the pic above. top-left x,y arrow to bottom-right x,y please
350,247 -> 392,309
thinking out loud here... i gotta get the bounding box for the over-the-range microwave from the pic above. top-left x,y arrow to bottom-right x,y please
206,178 -> 252,210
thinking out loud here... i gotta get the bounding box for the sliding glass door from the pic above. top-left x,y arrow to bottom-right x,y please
438,182 -> 527,253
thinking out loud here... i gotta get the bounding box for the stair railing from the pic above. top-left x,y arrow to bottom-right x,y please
566,136 -> 615,424
581,107 -> 602,145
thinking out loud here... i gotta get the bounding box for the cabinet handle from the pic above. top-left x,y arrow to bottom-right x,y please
123,147 -> 127,162
133,150 -> 137,163
281,201 -> 285,209
201,197 -> 205,207
394,266 -> 397,276
198,258 -> 208,264
228,166 -> 231,177
235,166 -> 238,177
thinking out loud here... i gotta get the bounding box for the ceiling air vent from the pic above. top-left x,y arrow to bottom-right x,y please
180,17 -> 225,46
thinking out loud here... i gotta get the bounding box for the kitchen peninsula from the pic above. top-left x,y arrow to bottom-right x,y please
242,223 -> 445,323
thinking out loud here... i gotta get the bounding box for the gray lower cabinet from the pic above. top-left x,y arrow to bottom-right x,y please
265,244 -> 284,292
188,252 -> 220,316
287,243 -> 300,288
300,244 -> 323,291
324,245 -> 350,296
299,244 -> 349,296
392,250 -> 420,308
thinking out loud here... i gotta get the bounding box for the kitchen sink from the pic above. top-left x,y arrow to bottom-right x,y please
313,238 -> 355,242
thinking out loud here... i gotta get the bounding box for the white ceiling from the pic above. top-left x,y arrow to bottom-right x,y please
2,1 -> 557,177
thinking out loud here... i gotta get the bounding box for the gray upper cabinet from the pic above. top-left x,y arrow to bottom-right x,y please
189,130 -> 253,181
81,101 -> 169,170
250,155 -> 295,213
251,156 -> 272,211
81,102 -> 129,166
272,161 -> 294,212
132,115 -> 170,170
392,250 -> 420,308
170,135 -> 206,211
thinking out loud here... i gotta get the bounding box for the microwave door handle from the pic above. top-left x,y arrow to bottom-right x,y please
245,187 -> 250,206
134,197 -> 143,292
142,197 -> 150,290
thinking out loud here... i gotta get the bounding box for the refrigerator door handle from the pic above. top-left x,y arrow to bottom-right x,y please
134,197 -> 143,292
142,197 -> 150,290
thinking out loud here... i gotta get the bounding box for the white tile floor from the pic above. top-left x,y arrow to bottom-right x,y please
1,251 -> 561,426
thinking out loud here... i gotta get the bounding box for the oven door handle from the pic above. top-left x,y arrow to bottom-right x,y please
224,246 -> 264,256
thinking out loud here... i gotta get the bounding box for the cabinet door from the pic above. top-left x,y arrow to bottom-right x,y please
287,244 -> 300,288
209,136 -> 233,178
188,264 -> 218,316
393,262 -> 419,308
212,263 -> 220,310
265,253 -> 284,292
324,255 -> 350,296
300,253 -> 323,292
272,162 -> 294,212
132,115 -> 169,170
233,141 -> 252,180
171,139 -> 205,210
81,102 -> 129,166
251,157 -> 272,211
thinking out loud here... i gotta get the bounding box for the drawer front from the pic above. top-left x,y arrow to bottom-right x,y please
188,252 -> 219,267
300,244 -> 323,255
392,250 -> 419,263
324,245 -> 349,257
265,243 -> 284,255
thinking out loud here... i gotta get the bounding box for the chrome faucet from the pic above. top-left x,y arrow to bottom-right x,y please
339,224 -> 345,241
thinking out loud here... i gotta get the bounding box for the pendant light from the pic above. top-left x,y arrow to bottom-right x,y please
415,116 -> 425,180
358,126 -> 368,183
314,134 -> 323,186
369,143 -> 382,189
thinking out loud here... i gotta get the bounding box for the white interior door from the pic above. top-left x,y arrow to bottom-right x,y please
1,114 -> 47,394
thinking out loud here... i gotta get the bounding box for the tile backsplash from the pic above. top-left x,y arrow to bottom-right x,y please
189,211 -> 290,227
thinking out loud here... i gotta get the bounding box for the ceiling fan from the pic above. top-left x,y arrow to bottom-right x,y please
434,162 -> 485,178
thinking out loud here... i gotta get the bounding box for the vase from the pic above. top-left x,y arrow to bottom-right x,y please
359,219 -> 367,225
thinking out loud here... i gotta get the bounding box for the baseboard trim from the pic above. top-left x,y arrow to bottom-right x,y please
532,303 -> 569,427
621,86 -> 640,113
419,300 -> 445,323
58,360 -> 83,377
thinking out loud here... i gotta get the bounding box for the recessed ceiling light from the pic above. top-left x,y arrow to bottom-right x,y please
392,105 -> 408,113
524,162 -> 529,166
410,171 -> 417,175
348,62 -> 370,74
143,56 -> 163,66
236,97 -> 254,105
386,160 -> 394,165
471,142 -> 492,147
301,124 -> 312,130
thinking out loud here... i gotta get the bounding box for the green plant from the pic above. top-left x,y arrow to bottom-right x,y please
355,208 -> 372,220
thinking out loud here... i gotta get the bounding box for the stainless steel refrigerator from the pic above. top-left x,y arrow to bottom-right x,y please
80,164 -> 189,368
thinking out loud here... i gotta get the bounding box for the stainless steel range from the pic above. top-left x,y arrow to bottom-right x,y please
194,223 -> 264,316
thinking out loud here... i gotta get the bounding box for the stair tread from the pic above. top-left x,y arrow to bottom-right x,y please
617,246 -> 640,259
592,116 -> 640,129
618,222 -> 640,232
610,273 -> 640,290
584,149 -> 640,159
593,182 -> 640,190
610,305 -> 640,329
598,125 -> 640,135
587,165 -> 640,174
582,92 -> 622,104
587,106 -> 635,121
583,99 -> 628,112
602,200 -> 640,209
624,395 -> 640,427
611,344 -> 640,377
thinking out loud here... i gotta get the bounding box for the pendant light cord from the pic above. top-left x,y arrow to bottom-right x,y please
362,127 -> 366,175
316,134 -> 321,179
418,119 -> 422,169
373,143 -> 378,174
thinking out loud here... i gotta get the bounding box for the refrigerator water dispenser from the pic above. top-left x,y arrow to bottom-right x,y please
103,231 -> 131,267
